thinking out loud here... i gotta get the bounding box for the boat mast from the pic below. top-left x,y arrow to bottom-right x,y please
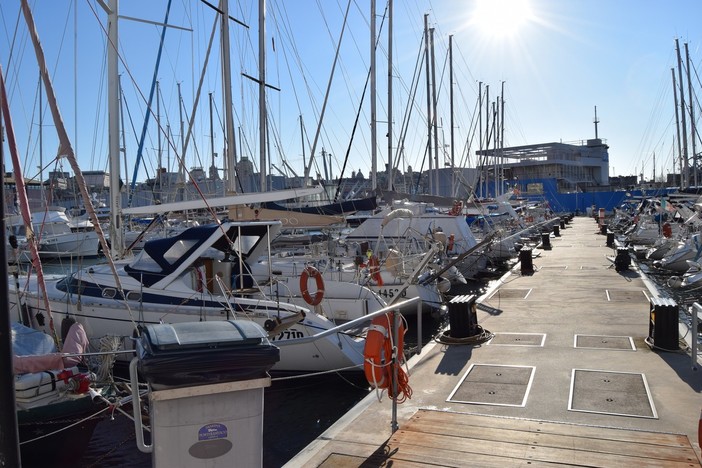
671,69 -> 683,184
423,14 -> 432,195
209,92 -> 216,182
449,34 -> 455,198
478,81 -> 482,198
107,0 -> 123,258
430,27 -> 439,195
0,80 -> 20,461
685,42 -> 697,187
220,0 -> 238,193
258,0 -> 267,191
370,0 -> 377,191
387,0 -> 393,191
675,39 -> 689,189
156,80 -> 162,198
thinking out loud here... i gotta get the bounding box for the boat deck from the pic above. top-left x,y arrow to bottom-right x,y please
287,216 -> 702,467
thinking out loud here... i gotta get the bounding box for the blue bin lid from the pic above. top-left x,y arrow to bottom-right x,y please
143,320 -> 269,351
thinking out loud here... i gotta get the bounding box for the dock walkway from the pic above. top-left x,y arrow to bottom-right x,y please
287,216 -> 702,467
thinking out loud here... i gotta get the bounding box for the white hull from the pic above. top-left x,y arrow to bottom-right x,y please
9,274 -> 365,374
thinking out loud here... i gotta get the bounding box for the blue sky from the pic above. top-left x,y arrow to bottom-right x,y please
1,0 -> 700,187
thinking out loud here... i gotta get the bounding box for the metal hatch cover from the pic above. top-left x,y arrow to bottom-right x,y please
447,364 -> 535,407
568,369 -> 657,419
574,334 -> 636,351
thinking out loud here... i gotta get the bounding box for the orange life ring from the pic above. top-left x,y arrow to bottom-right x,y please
662,222 -> 672,238
300,266 -> 325,306
363,312 -> 412,402
368,255 -> 384,286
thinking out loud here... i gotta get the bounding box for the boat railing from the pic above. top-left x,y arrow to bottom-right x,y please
274,296 -> 422,349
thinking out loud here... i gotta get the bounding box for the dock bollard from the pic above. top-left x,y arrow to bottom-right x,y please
553,224 -> 560,237
559,219 -> 566,230
519,247 -> 534,275
648,297 -> 679,351
614,247 -> 630,272
599,223 -> 608,235
540,232 -> 551,250
606,231 -> 615,248
447,295 -> 479,338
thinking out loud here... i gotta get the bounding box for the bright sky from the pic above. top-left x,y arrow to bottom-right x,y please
1,0 -> 700,187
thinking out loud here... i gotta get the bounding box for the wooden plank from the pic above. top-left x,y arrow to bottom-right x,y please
318,452 -> 427,468
402,420 -> 699,464
376,440 -> 565,468
390,430 -> 697,468
410,410 -> 691,448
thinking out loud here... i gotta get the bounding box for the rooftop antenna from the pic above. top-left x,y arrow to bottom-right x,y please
593,105 -> 599,139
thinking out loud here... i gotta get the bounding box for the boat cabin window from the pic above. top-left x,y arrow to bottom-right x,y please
126,291 -> 142,301
102,288 -> 117,299
230,235 -> 260,256
163,239 -> 199,265
128,249 -> 162,272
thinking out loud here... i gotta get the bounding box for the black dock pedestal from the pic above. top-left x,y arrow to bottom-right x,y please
648,298 -> 679,351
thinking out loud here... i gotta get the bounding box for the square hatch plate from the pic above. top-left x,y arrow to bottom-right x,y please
574,335 -> 635,351
448,364 -> 535,407
568,369 -> 657,419
488,333 -> 546,347
488,289 -> 532,300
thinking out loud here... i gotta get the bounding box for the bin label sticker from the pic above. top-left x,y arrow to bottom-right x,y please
198,423 -> 228,441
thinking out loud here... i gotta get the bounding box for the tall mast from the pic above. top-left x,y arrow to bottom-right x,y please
685,42 -> 697,187
258,0 -> 267,191
449,34 -> 455,197
671,69 -> 683,184
386,0 -> 393,191
430,27 -> 439,195
156,80 -> 162,195
209,92 -> 216,180
675,39 -> 689,189
107,0 -> 122,258
177,82 -> 185,196
370,0 -> 377,191
500,82 -> 505,195
39,74 -> 44,206
423,14 -> 432,195
478,81 -> 482,197
220,0 -> 237,193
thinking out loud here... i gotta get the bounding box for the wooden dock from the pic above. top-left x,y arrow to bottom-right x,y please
287,216 -> 702,468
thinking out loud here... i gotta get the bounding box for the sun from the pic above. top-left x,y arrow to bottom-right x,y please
471,0 -> 534,39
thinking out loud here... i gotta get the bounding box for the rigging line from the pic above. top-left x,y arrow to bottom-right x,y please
120,84 -> 155,189
129,0 -> 172,206
332,1 -> 388,201
393,32 -> 425,176
304,0 -> 353,182
2,2 -> 27,102
89,1 -> 227,229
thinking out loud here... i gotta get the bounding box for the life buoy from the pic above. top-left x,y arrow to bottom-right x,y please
662,222 -> 672,238
368,256 -> 384,286
363,312 -> 412,403
448,200 -> 463,216
447,233 -> 455,252
300,266 -> 325,306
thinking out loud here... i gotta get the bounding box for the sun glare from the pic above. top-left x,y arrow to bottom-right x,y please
471,0 -> 534,39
